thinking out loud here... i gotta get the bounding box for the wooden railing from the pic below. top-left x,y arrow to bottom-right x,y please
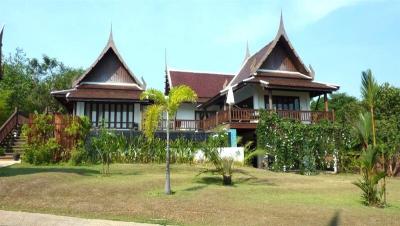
148,109 -> 335,132
200,108 -> 334,131
0,108 -> 28,145
157,120 -> 203,131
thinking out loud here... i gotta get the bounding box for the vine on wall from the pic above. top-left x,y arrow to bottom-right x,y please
256,110 -> 352,174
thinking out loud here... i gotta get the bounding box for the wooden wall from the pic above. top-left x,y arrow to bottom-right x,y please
82,49 -> 136,84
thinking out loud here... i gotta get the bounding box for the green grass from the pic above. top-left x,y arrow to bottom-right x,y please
0,163 -> 400,225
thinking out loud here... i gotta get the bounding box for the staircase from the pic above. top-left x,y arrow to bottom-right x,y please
0,108 -> 28,160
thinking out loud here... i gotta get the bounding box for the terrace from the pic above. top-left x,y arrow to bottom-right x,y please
157,108 -> 335,131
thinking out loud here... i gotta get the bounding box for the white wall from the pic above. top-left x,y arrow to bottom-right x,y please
194,147 -> 244,162
176,103 -> 196,120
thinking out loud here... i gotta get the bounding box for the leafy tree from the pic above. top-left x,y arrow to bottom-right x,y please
311,93 -> 363,124
0,49 -> 82,124
140,86 -> 197,194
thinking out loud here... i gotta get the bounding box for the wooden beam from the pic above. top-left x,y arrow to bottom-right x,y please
324,93 -> 328,112
268,89 -> 273,110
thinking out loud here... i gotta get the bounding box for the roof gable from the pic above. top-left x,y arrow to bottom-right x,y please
228,14 -> 313,87
73,32 -> 144,89
260,37 -> 308,74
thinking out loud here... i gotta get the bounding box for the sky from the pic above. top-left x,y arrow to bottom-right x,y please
1,0 -> 399,98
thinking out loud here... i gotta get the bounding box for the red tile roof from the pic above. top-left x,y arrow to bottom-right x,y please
168,70 -> 234,103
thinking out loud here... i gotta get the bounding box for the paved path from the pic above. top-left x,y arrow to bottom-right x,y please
0,210 -> 160,226
0,160 -> 20,168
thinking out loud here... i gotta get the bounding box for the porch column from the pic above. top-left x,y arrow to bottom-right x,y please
324,93 -> 329,112
268,89 -> 273,110
229,129 -> 237,147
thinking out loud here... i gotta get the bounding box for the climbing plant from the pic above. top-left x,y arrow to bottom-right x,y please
256,110 -> 352,174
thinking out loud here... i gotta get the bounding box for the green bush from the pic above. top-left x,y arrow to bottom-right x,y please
23,138 -> 60,165
256,110 -> 352,173
0,147 -> 5,156
69,143 -> 88,165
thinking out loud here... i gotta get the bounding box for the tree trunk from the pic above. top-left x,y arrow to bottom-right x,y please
165,112 -> 172,195
371,107 -> 376,147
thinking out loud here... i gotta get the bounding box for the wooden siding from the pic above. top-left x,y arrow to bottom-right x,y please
260,41 -> 298,72
82,49 -> 136,84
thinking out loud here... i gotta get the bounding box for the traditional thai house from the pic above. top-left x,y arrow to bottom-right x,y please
51,32 -> 147,130
166,15 -> 339,144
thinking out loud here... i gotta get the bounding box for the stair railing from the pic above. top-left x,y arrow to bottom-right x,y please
0,107 -> 27,145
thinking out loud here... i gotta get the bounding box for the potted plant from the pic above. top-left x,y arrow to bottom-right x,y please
13,151 -> 20,161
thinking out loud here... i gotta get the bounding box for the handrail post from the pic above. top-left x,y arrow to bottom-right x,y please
216,111 -> 219,125
332,109 -> 335,122
228,105 -> 232,123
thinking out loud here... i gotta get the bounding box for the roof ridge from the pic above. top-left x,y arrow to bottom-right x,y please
168,68 -> 234,76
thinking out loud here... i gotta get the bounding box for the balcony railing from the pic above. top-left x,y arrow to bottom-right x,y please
156,108 -> 335,131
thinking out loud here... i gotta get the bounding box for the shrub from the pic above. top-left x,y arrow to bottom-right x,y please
353,147 -> 386,207
69,143 -> 88,165
23,138 -> 60,165
0,147 -> 5,156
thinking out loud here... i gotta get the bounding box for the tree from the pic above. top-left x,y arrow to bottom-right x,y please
360,69 -> 379,146
140,86 -> 197,194
310,93 -> 363,124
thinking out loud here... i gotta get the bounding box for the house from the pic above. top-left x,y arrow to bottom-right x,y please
51,15 -> 339,143
167,15 -> 339,145
51,31 -> 148,130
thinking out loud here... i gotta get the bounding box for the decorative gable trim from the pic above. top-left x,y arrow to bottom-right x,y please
73,31 -> 144,90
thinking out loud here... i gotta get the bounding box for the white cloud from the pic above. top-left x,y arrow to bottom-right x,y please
215,0 -> 364,45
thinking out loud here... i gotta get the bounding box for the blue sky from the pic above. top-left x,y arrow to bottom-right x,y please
1,0 -> 399,98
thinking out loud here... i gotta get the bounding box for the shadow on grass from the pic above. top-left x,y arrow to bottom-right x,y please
0,166 -> 99,177
327,210 -> 340,226
183,168 -> 276,191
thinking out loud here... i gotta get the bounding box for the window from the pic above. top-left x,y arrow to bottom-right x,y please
264,96 -> 300,111
84,102 -> 136,129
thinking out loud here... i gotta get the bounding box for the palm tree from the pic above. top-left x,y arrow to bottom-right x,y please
360,69 -> 386,204
140,85 -> 197,195
353,112 -> 372,150
360,69 -> 378,146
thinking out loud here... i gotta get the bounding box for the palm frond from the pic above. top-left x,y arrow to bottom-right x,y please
142,105 -> 163,140
168,85 -> 197,116
361,69 -> 379,108
140,88 -> 167,105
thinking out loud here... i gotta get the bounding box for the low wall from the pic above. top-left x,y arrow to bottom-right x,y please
194,147 -> 244,162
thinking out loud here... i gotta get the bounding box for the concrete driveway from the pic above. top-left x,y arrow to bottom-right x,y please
0,210 -> 161,226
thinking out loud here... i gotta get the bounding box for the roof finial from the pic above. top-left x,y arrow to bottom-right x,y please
108,23 -> 113,42
245,41 -> 250,59
164,48 -> 168,72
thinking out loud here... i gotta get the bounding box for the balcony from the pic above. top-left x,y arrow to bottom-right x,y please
157,108 -> 335,131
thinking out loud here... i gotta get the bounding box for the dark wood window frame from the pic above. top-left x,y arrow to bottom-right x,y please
83,102 -> 136,129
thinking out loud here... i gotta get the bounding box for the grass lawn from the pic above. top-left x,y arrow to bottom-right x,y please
0,163 -> 400,226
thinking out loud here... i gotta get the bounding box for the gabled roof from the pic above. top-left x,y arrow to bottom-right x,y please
228,13 -> 312,87
167,69 -> 234,103
73,31 -> 144,89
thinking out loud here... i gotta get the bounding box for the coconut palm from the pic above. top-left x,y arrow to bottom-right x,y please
140,85 -> 197,195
